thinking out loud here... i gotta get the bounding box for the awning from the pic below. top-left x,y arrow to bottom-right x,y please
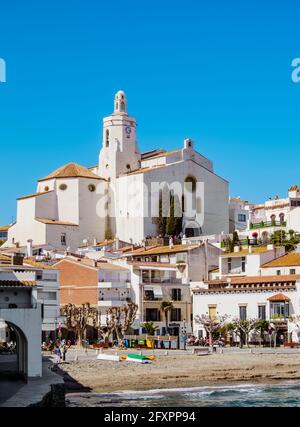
144,286 -> 154,291
154,286 -> 163,298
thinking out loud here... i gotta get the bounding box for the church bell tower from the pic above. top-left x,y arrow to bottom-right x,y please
99,91 -> 141,180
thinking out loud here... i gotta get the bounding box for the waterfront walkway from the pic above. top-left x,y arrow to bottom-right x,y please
0,356 -> 64,407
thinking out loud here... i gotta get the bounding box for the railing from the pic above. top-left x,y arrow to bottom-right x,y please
142,279 -> 182,284
250,221 -> 287,229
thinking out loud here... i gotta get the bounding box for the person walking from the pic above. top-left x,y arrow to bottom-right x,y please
61,343 -> 68,362
54,344 -> 61,363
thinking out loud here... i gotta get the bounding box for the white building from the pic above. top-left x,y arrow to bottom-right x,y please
123,242 -> 222,335
243,186 -> 300,242
193,245 -> 300,343
4,91 -> 229,251
0,253 -> 60,343
0,256 -> 42,378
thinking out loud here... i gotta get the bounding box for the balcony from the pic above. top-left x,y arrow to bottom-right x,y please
98,281 -> 130,289
250,221 -> 287,230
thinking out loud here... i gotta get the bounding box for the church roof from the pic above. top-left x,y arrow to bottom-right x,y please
36,218 -> 79,226
38,162 -> 104,182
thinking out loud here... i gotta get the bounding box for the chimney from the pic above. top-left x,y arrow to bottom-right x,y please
12,253 -> 24,266
27,239 -> 33,258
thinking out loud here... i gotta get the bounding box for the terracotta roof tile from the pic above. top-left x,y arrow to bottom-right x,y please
38,162 -> 105,182
268,293 -> 290,302
128,244 -> 199,257
262,252 -> 300,268
36,218 -> 78,226
206,274 -> 300,285
0,280 -> 36,287
17,191 -> 54,201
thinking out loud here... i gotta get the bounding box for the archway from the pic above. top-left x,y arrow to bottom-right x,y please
0,320 -> 28,380
184,220 -> 202,238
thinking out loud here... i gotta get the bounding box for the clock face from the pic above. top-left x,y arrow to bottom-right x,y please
125,126 -> 131,135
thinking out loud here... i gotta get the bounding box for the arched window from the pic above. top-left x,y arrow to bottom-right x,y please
105,129 -> 110,147
184,176 -> 197,215
279,213 -> 285,223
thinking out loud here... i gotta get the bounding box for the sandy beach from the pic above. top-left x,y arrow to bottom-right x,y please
54,350 -> 300,393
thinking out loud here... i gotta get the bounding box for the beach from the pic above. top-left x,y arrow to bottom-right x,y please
54,350 -> 300,394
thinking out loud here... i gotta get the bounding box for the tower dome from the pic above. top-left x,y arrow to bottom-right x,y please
114,90 -> 127,114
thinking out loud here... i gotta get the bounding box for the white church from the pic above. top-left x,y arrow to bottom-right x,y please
4,91 -> 229,250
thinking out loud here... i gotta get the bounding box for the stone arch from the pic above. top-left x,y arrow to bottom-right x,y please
1,320 -> 28,379
184,220 -> 202,238
0,307 -> 41,378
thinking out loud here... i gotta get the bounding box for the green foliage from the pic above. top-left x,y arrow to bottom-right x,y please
141,321 -> 158,336
154,188 -> 183,237
270,229 -> 300,252
105,216 -> 114,240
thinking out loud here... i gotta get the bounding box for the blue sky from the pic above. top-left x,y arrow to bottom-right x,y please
0,0 -> 299,225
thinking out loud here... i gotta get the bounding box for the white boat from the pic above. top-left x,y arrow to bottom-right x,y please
97,354 -> 120,362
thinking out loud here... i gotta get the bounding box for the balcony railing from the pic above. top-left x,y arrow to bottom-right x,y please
142,279 -> 182,284
250,221 -> 287,229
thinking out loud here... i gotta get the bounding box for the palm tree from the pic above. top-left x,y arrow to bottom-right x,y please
142,321 -> 158,336
160,301 -> 174,335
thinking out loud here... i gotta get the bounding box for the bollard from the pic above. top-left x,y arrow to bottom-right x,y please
165,350 -> 168,356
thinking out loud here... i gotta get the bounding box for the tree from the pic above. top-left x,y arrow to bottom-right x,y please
154,187 -> 168,236
231,318 -> 258,348
255,319 -> 270,346
270,229 -> 300,252
100,300 -> 138,347
194,314 -> 229,348
105,215 -> 114,240
61,303 -> 98,348
160,301 -> 174,335
141,321 -> 158,336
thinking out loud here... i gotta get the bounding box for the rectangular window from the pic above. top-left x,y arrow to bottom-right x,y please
258,305 -> 266,320
228,257 -> 232,273
208,305 -> 217,320
144,290 -> 154,300
239,305 -> 247,320
242,257 -> 246,273
290,269 -> 296,275
145,308 -> 160,322
170,308 -> 181,322
276,270 -> 281,276
171,288 -> 182,301
61,233 -> 66,246
238,214 -> 246,222
270,302 -> 289,319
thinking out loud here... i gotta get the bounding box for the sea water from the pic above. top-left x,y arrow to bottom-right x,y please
66,382 -> 300,407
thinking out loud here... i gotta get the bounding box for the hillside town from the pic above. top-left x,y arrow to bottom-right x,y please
1,92 -> 300,404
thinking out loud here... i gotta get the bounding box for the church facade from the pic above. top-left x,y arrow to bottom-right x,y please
5,91 -> 229,250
